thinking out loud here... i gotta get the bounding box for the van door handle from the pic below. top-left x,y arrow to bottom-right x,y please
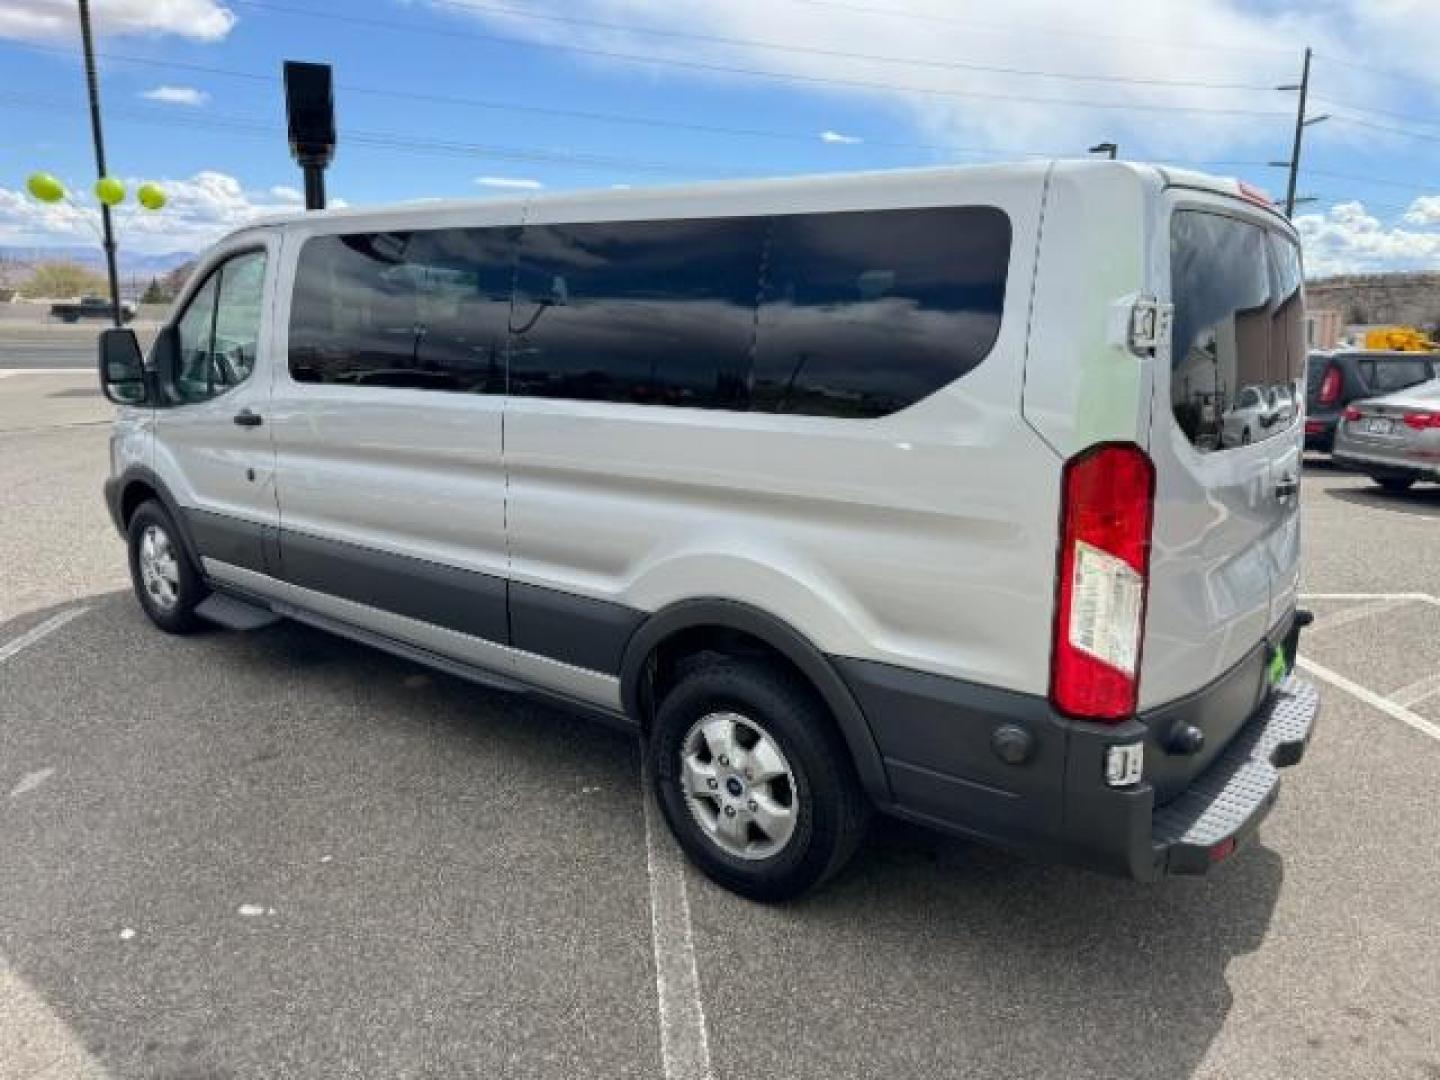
1275,477 -> 1299,500
233,409 -> 263,427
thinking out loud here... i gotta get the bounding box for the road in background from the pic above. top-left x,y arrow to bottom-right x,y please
2,372 -> 1438,1079
0,322 -> 161,371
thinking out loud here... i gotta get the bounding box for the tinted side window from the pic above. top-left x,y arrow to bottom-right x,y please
751,206 -> 1010,418
1170,211 -> 1303,451
509,217 -> 766,408
289,229 -> 515,392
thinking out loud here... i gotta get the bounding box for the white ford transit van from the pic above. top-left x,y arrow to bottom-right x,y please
99,161 -> 1319,900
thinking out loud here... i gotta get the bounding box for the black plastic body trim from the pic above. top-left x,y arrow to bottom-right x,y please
278,528 -> 510,647
619,599 -> 892,805
188,508 -> 269,575
104,466 -> 203,568
835,611 -> 1317,880
510,581 -> 644,677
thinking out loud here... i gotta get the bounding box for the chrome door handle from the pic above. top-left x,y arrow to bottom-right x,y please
233,409 -> 263,427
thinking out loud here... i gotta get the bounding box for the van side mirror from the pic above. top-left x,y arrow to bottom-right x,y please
98,328 -> 147,405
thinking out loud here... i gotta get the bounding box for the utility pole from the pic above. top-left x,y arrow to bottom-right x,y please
1276,48 -> 1330,219
76,0 -> 122,327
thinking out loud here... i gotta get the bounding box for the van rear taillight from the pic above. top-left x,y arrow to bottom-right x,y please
1318,365 -> 1342,406
1050,443 -> 1155,722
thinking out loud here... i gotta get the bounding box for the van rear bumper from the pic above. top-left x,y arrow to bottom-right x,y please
836,659 -> 1319,881
1147,674 -> 1317,876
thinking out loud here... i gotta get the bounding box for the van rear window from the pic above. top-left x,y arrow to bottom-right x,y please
1170,210 -> 1304,452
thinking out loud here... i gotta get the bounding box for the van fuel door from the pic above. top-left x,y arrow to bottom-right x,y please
1108,295 -> 1173,357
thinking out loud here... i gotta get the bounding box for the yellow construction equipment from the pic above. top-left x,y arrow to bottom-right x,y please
1362,326 -> 1439,352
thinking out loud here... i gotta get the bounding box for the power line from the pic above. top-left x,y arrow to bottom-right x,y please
1328,114 -> 1440,143
393,0 -> 1281,91
208,1 -> 1292,118
677,0 -> 1300,57
1310,97 -> 1440,133
5,40 -> 1290,163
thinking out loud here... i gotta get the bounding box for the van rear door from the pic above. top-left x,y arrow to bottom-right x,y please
1142,198 -> 1304,747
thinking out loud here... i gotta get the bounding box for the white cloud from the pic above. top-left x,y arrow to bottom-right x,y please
0,171 -> 304,255
819,130 -> 863,145
1295,201 -> 1440,277
1404,196 -> 1440,226
0,0 -> 235,42
475,176 -> 544,190
269,185 -> 304,204
141,85 -> 210,107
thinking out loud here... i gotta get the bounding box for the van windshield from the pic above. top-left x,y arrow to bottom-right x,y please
1169,210 -> 1304,452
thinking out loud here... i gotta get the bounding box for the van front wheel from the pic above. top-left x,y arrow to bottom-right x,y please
126,501 -> 208,634
648,659 -> 870,901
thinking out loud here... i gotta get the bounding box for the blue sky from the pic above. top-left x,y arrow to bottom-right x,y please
2,0 -> 1439,276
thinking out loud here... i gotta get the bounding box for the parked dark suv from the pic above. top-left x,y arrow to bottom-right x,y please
1306,350 -> 1439,453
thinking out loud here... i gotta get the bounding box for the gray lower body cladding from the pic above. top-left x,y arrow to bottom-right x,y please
106,482 -> 1319,880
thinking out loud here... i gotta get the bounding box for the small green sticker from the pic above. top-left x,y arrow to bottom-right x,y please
1267,648 -> 1289,687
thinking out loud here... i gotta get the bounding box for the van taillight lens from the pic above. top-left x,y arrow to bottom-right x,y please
1050,443 -> 1156,722
1318,366 -> 1342,406
1403,411 -> 1440,430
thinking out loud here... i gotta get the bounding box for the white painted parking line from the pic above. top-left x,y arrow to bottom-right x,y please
1390,671 -> 1440,710
1297,656 -> 1440,744
1301,592 -> 1440,606
640,762 -> 714,1080
0,369 -> 92,378
1307,596 -> 1415,634
0,607 -> 90,664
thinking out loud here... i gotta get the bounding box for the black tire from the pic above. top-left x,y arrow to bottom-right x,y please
648,658 -> 870,902
126,500 -> 208,633
1374,476 -> 1416,493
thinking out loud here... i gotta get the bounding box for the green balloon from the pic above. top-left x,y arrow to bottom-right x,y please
26,172 -> 65,203
137,182 -> 166,211
95,176 -> 125,206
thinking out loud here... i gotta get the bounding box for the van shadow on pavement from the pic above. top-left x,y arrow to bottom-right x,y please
1,592 -> 1284,1079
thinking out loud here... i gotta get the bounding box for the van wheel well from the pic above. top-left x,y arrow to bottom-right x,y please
642,624 -> 822,732
119,480 -> 158,527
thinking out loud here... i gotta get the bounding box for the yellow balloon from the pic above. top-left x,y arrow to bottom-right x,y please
95,176 -> 125,206
26,172 -> 65,203
137,182 -> 166,211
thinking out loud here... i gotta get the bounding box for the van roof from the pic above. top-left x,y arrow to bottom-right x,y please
230,158 -> 1286,241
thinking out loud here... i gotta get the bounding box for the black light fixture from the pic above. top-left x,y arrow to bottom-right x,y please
1089,142 -> 1119,160
283,61 -> 336,210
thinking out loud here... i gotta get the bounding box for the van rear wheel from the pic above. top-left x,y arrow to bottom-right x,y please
648,658 -> 869,901
126,501 -> 208,634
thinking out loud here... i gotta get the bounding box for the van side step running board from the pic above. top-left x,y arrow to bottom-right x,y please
195,593 -> 282,631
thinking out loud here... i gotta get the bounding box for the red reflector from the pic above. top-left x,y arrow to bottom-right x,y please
1343,406 -> 1362,422
1237,181 -> 1273,208
1049,443 -> 1156,722
1403,411 -> 1440,430
1318,366 -> 1342,406
1304,419 -> 1324,434
1209,837 -> 1237,863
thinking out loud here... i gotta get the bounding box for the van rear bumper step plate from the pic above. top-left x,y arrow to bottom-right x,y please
1152,675 -> 1319,875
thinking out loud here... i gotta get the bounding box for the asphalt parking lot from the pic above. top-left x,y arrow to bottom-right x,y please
3,362 -> 1438,1080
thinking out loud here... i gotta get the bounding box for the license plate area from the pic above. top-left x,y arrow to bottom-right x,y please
1364,417 -> 1394,435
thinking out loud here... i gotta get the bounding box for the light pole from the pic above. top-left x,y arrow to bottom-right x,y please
76,0 -> 122,327
1275,48 -> 1330,219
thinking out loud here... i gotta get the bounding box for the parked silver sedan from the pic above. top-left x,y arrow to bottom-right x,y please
1332,376 -> 1440,491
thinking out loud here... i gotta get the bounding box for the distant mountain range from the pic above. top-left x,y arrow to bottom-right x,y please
0,245 -> 196,276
